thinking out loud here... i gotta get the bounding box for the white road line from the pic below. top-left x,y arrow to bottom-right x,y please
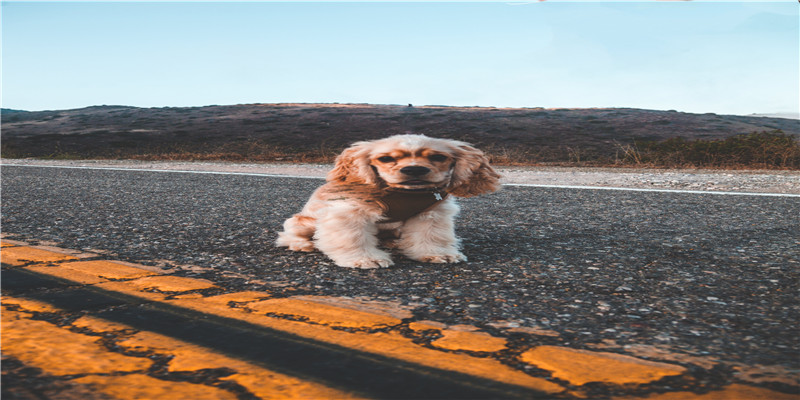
4,164 -> 800,198
1,164 -> 323,180
504,183 -> 800,197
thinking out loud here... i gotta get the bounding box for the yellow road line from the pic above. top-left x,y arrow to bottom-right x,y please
2,296 -> 360,400
85,280 -> 565,394
2,239 -> 798,399
1,244 -> 79,265
521,346 -> 686,386
612,384 -> 800,400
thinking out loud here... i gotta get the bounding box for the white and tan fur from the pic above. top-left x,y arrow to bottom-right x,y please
276,134 -> 500,269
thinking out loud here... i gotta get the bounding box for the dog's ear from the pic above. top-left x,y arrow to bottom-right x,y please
327,142 -> 378,185
447,143 -> 501,197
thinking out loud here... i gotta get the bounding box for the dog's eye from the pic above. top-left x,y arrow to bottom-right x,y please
377,156 -> 395,163
429,154 -> 448,162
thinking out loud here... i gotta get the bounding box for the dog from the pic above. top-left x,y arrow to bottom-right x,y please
276,134 -> 500,269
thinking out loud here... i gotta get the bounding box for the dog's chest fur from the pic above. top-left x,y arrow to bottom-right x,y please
377,190 -> 448,222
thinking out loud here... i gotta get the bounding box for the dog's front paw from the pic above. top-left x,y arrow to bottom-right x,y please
338,257 -> 394,269
287,240 -> 315,252
420,253 -> 467,264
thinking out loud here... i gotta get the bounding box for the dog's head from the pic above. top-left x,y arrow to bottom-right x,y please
327,134 -> 500,197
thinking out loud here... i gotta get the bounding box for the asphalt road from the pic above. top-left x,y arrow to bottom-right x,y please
2,165 -> 799,393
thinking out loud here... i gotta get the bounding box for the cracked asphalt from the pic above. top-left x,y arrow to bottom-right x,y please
2,164 -> 799,397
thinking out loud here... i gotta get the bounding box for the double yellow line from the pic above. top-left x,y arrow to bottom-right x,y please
1,239 -> 795,400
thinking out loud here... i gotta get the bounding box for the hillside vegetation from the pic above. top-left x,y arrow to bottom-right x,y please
2,103 -> 798,168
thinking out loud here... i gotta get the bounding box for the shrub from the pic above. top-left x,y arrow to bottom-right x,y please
620,130 -> 800,169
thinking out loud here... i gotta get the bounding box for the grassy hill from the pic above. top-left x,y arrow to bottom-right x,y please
2,103 -> 798,168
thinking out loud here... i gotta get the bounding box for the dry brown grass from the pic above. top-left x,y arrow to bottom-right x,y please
612,131 -> 800,170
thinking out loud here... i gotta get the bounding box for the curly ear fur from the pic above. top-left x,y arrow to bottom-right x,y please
327,142 -> 378,185
447,144 -> 501,197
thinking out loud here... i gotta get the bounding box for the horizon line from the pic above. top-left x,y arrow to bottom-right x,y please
2,102 -> 798,120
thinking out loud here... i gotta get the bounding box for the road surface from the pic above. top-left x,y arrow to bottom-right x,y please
2,164 -> 798,399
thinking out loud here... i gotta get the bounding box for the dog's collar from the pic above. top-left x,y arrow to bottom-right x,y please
384,184 -> 447,193
377,190 -> 448,223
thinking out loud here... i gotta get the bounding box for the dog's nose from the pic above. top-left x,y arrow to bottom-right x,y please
400,166 -> 430,177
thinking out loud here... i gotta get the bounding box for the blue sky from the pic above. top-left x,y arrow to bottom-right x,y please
2,1 -> 798,116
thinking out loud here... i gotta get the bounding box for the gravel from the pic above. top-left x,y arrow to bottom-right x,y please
2,159 -> 799,194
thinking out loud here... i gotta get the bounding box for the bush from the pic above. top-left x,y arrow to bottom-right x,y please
619,130 -> 800,169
